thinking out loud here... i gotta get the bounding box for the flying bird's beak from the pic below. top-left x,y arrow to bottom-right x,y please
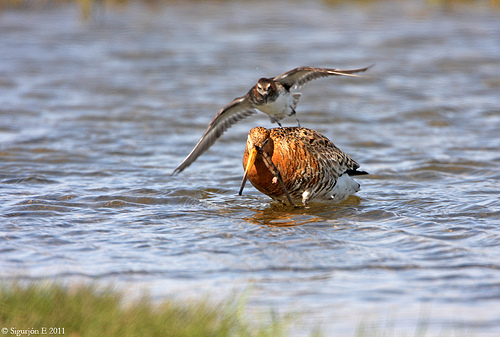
238,147 -> 258,196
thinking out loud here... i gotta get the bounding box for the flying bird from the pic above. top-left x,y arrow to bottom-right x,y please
239,126 -> 368,206
173,65 -> 372,174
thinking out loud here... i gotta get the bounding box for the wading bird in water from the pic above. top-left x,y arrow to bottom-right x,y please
172,65 -> 372,174
239,126 -> 368,206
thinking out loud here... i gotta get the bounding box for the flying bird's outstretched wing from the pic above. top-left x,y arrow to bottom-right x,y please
173,64 -> 374,174
275,65 -> 374,90
172,96 -> 257,174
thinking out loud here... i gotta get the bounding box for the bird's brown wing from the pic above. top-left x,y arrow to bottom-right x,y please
286,127 -> 363,177
274,65 -> 373,90
172,96 -> 257,174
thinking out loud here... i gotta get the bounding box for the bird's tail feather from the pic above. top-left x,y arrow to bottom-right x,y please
346,169 -> 369,176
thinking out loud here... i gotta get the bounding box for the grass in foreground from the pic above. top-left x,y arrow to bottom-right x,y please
0,282 -> 290,337
0,282 -> 472,337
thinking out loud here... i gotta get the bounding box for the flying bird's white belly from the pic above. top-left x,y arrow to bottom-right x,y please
256,92 -> 294,120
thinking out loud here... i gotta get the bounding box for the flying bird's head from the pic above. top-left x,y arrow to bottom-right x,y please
254,78 -> 276,104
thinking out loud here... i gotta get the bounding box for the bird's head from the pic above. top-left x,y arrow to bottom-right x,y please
254,78 -> 275,103
239,127 -> 272,195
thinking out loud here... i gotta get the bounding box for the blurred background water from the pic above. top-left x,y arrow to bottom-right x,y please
1,0 -> 499,335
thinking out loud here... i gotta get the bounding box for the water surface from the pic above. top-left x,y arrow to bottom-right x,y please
1,1 -> 499,335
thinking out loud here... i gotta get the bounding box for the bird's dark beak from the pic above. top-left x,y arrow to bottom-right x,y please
238,147 -> 258,196
262,93 -> 268,103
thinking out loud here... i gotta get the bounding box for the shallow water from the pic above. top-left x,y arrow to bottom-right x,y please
1,1 -> 500,335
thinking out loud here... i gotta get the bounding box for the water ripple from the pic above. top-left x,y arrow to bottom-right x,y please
1,1 -> 500,336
